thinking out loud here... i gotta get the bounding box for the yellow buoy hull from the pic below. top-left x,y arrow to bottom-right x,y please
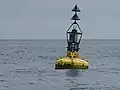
55,56 -> 88,69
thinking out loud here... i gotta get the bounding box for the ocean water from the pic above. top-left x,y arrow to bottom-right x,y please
0,39 -> 120,90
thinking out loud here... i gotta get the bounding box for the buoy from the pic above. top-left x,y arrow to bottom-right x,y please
55,4 -> 88,69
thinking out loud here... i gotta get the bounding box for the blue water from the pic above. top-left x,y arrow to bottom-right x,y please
0,39 -> 119,90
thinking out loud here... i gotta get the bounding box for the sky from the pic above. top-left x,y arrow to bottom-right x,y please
0,0 -> 120,39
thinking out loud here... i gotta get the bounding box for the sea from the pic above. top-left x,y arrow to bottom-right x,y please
0,39 -> 119,90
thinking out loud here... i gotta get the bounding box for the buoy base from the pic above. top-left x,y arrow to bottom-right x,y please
55,56 -> 88,69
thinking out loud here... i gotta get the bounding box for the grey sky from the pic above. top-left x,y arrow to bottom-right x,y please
0,0 -> 120,39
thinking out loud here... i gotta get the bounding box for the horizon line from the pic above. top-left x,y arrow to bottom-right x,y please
0,38 -> 120,40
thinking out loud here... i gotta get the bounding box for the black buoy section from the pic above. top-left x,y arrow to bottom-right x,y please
66,4 -> 82,54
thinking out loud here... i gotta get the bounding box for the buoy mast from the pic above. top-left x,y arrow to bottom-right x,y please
66,4 -> 82,58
